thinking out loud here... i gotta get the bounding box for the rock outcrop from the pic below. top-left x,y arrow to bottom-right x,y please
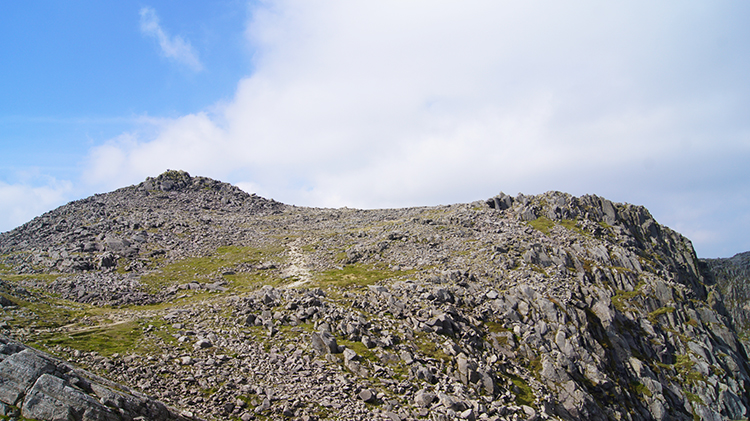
0,172 -> 748,420
702,251 -> 750,349
0,336 -> 188,420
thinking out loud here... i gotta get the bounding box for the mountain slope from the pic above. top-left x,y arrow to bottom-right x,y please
702,251 -> 750,344
0,171 -> 748,421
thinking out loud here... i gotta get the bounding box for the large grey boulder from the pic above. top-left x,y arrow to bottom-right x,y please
0,348 -> 56,405
310,331 -> 339,355
0,336 -> 190,421
22,373 -> 118,421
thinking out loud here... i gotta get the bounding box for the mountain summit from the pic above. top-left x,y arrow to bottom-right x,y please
1,171 -> 748,420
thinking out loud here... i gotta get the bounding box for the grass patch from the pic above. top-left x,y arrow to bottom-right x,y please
414,332 -> 451,362
559,219 -> 586,235
527,356 -> 542,374
530,264 -> 547,275
685,391 -> 704,405
508,373 -> 534,406
224,272 -> 282,293
0,273 -> 64,283
8,296 -> 95,330
34,320 -> 146,356
526,217 -> 555,235
338,339 -> 378,362
632,381 -> 653,398
140,245 -> 282,292
611,281 -> 645,312
300,244 -> 317,253
648,306 -> 675,324
312,264 -> 405,289
485,321 -> 510,334
527,217 -> 587,237
674,354 -> 706,384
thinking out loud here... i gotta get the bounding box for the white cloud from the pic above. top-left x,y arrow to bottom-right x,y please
140,7 -> 203,72
0,178 -> 72,233
82,0 -> 750,257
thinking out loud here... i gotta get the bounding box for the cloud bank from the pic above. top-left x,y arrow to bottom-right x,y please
67,1 -> 750,256
140,6 -> 203,71
0,177 -> 72,231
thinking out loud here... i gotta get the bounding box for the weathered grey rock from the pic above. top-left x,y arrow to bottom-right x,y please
310,332 -> 339,355
414,389 -> 435,408
358,389 -> 375,403
399,350 -> 413,365
0,349 -> 55,405
194,339 -> 213,349
22,374 -> 119,421
0,337 -> 187,421
456,353 -> 479,385
437,392 -> 465,412
0,295 -> 14,308
361,335 -> 377,349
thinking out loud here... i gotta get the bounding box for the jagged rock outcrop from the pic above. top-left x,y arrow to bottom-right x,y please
0,172 -> 749,420
701,251 -> 750,348
0,336 -> 188,420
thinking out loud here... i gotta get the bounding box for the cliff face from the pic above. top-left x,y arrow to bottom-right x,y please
702,252 -> 750,345
0,171 -> 748,421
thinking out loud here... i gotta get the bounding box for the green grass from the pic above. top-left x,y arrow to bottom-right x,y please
648,306 -> 675,324
311,264 -> 405,289
338,339 -> 378,362
413,332 -> 451,362
611,281 -> 645,312
508,373 -> 535,406
685,390 -> 704,405
527,356 -> 542,375
140,245 -> 283,292
8,295 -> 96,330
301,244 -> 317,253
527,217 -> 587,237
527,217 -> 555,235
0,273 -> 64,283
674,354 -> 706,384
632,381 -> 653,398
34,320 -> 146,356
598,221 -> 612,230
485,321 -> 510,334
559,219 -> 586,235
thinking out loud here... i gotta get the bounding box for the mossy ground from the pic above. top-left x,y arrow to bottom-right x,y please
413,332 -> 451,362
311,264 -> 408,289
31,320 -> 144,356
527,217 -> 585,237
508,373 -> 534,406
140,245 -> 284,292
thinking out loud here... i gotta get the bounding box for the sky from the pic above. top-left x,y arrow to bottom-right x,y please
1,1 -> 749,258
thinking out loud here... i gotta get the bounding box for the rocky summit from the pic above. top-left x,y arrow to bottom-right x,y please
0,170 -> 749,421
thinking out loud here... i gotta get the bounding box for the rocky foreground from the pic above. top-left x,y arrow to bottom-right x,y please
0,335 -> 187,420
0,170 -> 749,421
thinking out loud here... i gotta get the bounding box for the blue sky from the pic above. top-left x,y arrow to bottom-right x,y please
1,1 -> 749,258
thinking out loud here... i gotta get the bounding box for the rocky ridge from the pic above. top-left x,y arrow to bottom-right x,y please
702,251 -> 750,341
0,170 -> 748,421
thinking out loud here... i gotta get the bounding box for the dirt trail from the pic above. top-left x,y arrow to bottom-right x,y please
283,238 -> 312,288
